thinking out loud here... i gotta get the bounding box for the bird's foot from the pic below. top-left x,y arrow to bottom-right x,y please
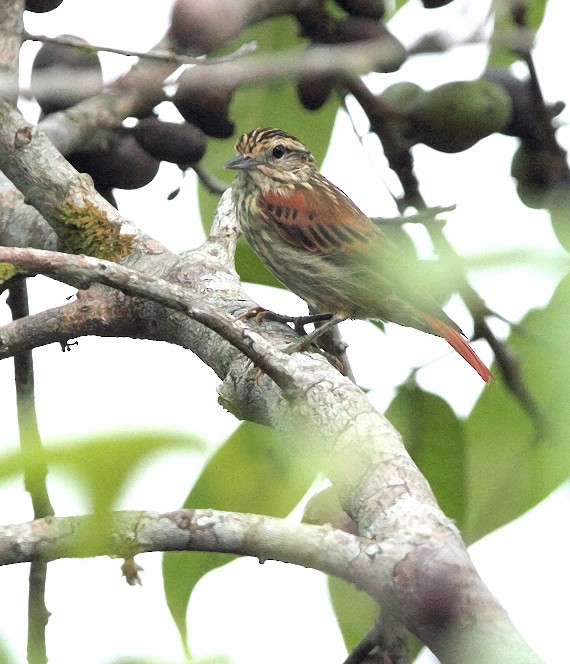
282,314 -> 345,355
237,306 -> 273,322
238,307 -> 333,336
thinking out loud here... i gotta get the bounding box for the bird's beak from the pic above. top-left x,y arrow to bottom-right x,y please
225,154 -> 261,170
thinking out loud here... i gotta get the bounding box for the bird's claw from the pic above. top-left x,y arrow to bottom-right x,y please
238,307 -> 333,336
237,306 -> 272,322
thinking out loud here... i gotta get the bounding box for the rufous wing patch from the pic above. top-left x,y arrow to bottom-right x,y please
258,185 -> 376,255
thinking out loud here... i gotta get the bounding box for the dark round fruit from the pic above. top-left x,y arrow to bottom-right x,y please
133,118 -> 207,166
333,0 -> 384,20
68,133 -> 160,191
169,0 -> 244,54
173,68 -> 234,138
25,0 -> 63,12
31,35 -> 103,115
297,75 -> 335,111
482,67 -> 537,140
334,16 -> 385,42
334,18 -> 406,72
421,0 -> 455,7
511,143 -> 555,209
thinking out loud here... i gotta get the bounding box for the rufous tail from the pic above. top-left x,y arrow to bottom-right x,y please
425,316 -> 493,382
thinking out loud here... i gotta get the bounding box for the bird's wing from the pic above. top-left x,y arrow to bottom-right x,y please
257,179 -> 383,255
257,178 -> 468,335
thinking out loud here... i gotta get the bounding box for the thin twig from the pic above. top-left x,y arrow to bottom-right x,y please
343,612 -> 410,664
6,282 -> 54,516
193,163 -> 229,195
341,74 -> 425,210
372,206 -> 456,227
23,31 -> 259,66
6,280 -> 54,664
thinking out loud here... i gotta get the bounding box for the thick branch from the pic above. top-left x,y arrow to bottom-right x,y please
0,509 -> 371,573
0,243 -> 304,391
0,510 -> 541,664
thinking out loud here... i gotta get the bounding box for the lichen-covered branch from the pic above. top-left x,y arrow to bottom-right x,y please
0,241 -> 301,391
0,509 -> 541,664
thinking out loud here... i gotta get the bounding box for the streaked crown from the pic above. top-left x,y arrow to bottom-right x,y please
230,127 -> 318,188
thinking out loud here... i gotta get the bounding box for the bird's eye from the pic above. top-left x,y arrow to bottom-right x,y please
272,144 -> 286,159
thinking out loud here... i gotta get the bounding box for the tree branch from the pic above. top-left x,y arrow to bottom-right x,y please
0,238 -> 302,392
0,509 -> 542,664
23,31 -> 259,67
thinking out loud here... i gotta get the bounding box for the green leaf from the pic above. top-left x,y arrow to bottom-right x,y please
329,574 -> 424,659
0,430 -> 198,512
197,16 -> 339,286
0,430 -> 200,556
234,237 -> 283,288
464,273 -> 570,542
162,420 -> 318,654
393,0 -> 412,15
0,639 -> 15,664
385,383 -> 467,527
328,576 -> 378,651
488,0 -> 547,68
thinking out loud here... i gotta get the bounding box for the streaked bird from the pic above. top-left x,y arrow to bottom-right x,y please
226,127 -> 492,382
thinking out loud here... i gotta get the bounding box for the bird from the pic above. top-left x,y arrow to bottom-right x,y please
225,127 -> 492,382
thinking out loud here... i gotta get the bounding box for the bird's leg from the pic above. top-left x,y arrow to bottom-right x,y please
290,312 -> 334,336
284,315 -> 346,354
238,306 -> 333,334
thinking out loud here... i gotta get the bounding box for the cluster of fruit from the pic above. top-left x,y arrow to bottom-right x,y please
30,29 -> 216,206
25,0 -> 64,11
377,69 -> 566,210
27,0 -> 565,217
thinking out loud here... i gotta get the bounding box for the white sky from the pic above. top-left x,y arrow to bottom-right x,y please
1,1 -> 570,663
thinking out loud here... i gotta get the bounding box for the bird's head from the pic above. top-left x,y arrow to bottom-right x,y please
225,127 -> 318,190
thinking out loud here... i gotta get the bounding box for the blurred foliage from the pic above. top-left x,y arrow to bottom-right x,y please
328,576 -> 379,651
198,16 -> 339,288
464,273 -> 570,542
0,430 -> 199,556
489,0 -> 548,67
386,383 -> 467,526
0,640 -> 14,664
0,430 -> 199,512
162,420 -> 318,653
